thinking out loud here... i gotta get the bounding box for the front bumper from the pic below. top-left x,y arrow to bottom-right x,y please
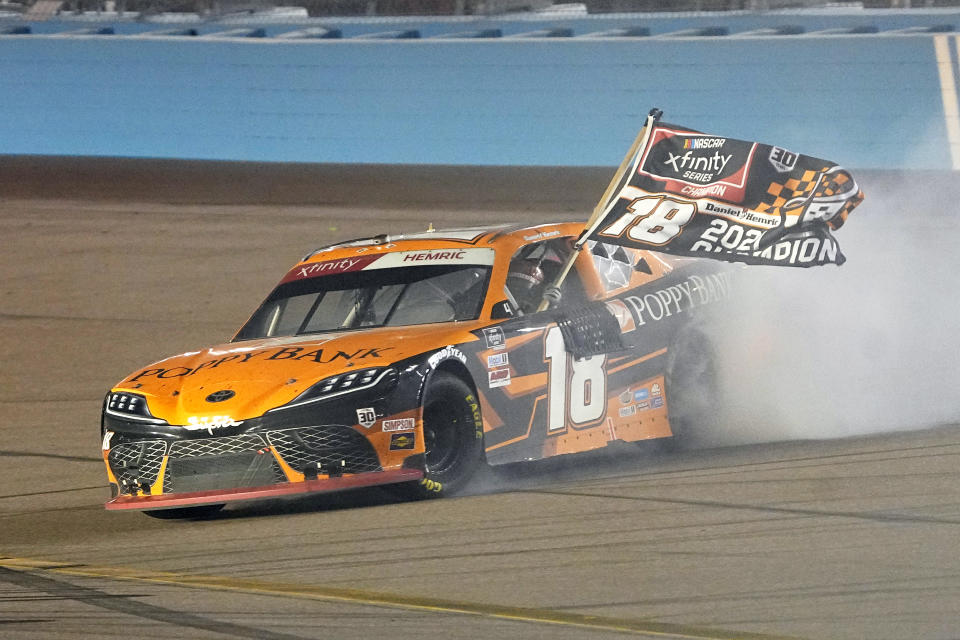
102,422 -> 423,511
104,468 -> 423,510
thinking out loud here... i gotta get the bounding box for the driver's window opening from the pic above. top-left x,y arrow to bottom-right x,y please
505,238 -> 587,315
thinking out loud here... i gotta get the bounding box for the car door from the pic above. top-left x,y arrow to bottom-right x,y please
475,237 -> 674,465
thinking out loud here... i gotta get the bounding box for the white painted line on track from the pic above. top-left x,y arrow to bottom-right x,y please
0,556 -> 802,640
934,35 -> 960,170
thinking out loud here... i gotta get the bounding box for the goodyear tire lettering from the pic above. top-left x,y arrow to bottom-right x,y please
419,478 -> 443,493
466,393 -> 483,439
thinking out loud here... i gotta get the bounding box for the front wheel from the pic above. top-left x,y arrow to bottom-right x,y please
395,372 -> 484,499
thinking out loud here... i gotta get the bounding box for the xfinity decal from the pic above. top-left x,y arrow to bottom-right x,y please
483,327 -> 505,350
637,127 -> 756,203
281,255 -> 380,283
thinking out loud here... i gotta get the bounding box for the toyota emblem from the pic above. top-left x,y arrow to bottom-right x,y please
205,389 -> 236,403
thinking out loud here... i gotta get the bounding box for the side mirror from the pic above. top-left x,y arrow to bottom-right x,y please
490,300 -> 515,320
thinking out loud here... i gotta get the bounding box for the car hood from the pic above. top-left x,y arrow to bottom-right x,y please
113,324 -> 482,425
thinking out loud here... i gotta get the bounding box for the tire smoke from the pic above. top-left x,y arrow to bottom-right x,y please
704,172 -> 960,445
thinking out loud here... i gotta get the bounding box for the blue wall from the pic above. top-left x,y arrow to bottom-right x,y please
0,30 -> 954,169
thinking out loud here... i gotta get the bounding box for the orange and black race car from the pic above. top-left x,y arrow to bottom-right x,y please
102,222 -> 733,516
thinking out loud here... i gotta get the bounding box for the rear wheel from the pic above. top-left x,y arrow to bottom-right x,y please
395,372 -> 484,499
664,327 -> 720,449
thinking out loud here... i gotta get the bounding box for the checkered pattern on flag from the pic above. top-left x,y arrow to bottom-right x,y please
585,122 -> 864,267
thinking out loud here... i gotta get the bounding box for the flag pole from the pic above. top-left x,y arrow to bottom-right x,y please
535,108 -> 661,312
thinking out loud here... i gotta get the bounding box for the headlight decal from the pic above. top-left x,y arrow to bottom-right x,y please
270,367 -> 397,412
104,392 -> 167,424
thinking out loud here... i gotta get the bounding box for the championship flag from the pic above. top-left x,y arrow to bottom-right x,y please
579,113 -> 864,267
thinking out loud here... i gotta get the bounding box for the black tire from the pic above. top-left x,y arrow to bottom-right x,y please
663,327 -> 720,450
143,504 -> 225,520
395,372 -> 484,499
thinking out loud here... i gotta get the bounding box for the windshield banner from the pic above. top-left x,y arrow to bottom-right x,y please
584,122 -> 864,267
281,248 -> 496,283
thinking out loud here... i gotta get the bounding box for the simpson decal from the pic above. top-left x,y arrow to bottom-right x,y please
382,418 -> 415,432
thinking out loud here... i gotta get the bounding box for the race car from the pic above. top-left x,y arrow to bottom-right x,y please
102,222 -> 732,516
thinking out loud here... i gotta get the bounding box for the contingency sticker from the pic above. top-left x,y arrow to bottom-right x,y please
483,327 -> 505,350
488,368 -> 511,389
487,352 -> 509,368
356,407 -> 376,429
389,433 -> 416,450
382,418 -> 415,433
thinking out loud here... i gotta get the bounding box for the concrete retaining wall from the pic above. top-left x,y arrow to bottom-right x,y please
2,20 -> 958,169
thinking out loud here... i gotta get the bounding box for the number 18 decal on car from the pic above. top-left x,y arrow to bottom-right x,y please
544,326 -> 606,432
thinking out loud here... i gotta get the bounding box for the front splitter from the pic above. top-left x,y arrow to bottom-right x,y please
105,468 -> 424,511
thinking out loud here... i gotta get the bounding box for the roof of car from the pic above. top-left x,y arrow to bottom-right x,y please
301,222 -> 581,262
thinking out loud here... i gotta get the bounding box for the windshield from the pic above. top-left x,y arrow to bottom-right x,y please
234,264 -> 491,341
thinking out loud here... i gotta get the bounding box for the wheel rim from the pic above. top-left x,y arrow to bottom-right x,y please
423,400 -> 464,475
